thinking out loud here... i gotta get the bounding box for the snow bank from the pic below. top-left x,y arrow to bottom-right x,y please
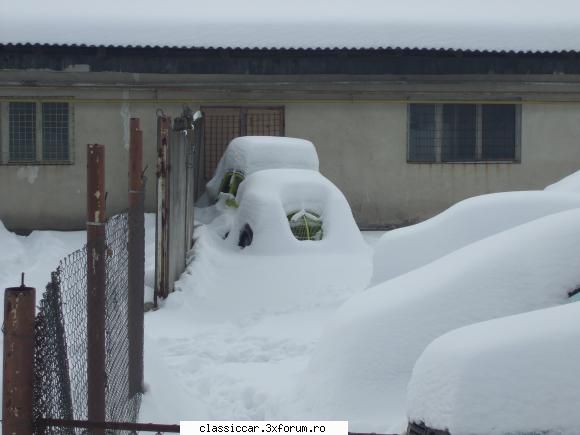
297,208 -> 580,432
205,137 -> 319,202
372,191 -> 580,285
2,0 -> 580,52
545,169 -> 580,194
407,303 -> 580,435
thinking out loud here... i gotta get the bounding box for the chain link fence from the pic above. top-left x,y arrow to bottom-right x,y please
33,213 -> 142,433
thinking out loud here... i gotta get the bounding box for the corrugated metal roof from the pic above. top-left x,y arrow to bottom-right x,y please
2,43 -> 579,55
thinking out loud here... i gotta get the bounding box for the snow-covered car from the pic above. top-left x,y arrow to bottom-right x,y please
222,168 -> 368,255
407,302 -> 580,435
371,190 -> 580,285
297,207 -> 580,432
203,136 -> 319,204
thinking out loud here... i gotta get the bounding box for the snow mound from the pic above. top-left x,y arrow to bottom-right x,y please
297,208 -> 580,432
372,191 -> 580,285
545,169 -> 580,194
223,169 -> 367,255
205,137 -> 319,202
408,303 -> 580,435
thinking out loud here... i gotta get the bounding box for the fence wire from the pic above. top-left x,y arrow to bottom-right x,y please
33,213 -> 142,434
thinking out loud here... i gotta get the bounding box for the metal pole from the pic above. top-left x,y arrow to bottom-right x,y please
155,116 -> 171,304
86,144 -> 106,432
2,279 -> 35,435
128,118 -> 144,396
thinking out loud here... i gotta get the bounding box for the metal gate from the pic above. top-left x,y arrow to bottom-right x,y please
155,109 -> 201,302
199,106 -> 285,187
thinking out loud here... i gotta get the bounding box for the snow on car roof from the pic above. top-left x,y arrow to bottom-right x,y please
408,302 -> 580,435
545,169 -> 580,194
372,191 -> 580,285
205,136 -> 319,200
1,0 -> 580,53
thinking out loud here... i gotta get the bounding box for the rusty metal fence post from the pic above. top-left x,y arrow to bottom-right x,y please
155,115 -> 171,305
128,119 -> 144,396
2,279 -> 35,435
86,144 -> 106,433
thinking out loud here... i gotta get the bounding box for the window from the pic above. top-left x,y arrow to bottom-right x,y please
408,103 -> 519,163
2,101 -> 72,163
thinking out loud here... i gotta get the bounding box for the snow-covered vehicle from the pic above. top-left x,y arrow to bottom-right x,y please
190,138 -> 371,318
371,190 -> 580,285
203,136 -> 319,204
297,204 -> 580,432
222,168 -> 367,254
407,302 -> 580,435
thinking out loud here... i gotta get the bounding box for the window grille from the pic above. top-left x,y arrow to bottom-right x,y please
9,102 -> 36,162
3,101 -> 72,164
42,102 -> 69,161
408,103 -> 519,163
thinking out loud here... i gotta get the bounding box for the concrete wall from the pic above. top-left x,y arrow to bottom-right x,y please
1,76 -> 580,231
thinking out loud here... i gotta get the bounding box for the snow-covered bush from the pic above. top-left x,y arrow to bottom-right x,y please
407,302 -> 580,435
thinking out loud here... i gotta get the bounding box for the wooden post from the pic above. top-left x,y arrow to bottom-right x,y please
2,279 -> 35,435
128,118 -> 144,396
87,144 -> 106,433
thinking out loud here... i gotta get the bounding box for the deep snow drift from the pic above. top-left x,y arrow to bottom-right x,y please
297,208 -> 580,432
407,302 -> 580,435
140,218 -> 373,423
371,191 -> 580,284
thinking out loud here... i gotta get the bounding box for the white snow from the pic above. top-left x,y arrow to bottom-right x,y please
372,191 -> 580,285
139,219 -> 373,423
545,169 -> 580,194
297,208 -> 580,433
2,0 -> 580,52
204,137 -> 319,203
407,302 -> 580,435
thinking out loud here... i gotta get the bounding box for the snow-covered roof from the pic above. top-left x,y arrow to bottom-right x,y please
2,0 -> 580,53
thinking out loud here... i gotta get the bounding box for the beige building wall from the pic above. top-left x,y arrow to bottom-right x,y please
287,102 -> 580,227
1,78 -> 580,231
0,88 -> 185,231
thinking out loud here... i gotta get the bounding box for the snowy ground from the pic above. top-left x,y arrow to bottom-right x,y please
3,171 -> 580,434
140,222 -> 377,425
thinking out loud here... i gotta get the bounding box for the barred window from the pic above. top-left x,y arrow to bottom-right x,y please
4,101 -> 72,163
42,103 -> 70,161
9,102 -> 36,162
408,103 -> 519,163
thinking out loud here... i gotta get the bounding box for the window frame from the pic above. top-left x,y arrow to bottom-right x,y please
406,102 -> 522,164
0,99 -> 74,165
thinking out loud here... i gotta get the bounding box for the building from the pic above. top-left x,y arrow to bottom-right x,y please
1,1 -> 580,231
